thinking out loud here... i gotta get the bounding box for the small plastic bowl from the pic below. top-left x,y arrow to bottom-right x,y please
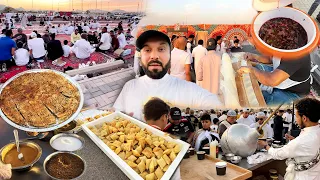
230,156 -> 242,164
225,153 -> 235,161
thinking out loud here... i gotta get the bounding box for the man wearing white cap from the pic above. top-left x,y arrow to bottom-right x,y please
218,110 -> 237,138
27,32 -> 46,62
237,108 -> 255,126
250,112 -> 273,139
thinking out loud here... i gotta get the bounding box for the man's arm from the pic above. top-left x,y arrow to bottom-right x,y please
184,54 -> 192,81
245,53 -> 272,64
11,47 -> 15,56
185,64 -> 191,81
239,67 -> 290,87
71,34 -> 74,43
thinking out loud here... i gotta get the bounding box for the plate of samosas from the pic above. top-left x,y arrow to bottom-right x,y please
82,111 -> 190,180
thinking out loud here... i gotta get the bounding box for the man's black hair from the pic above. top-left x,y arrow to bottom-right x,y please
17,41 -> 23,49
295,97 -> 320,123
63,40 -> 68,45
188,34 -> 195,39
5,29 -> 12,37
222,111 -> 227,115
2,29 -> 6,34
198,39 -> 204,45
211,109 -> 216,114
216,36 -> 222,41
50,33 -> 55,40
234,36 -> 238,39
171,35 -> 177,42
144,98 -> 170,121
234,39 -> 240,44
213,118 -> 219,124
201,114 -> 211,121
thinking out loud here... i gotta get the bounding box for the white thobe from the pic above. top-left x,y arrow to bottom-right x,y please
71,39 -> 95,59
113,74 -> 223,121
268,125 -> 320,180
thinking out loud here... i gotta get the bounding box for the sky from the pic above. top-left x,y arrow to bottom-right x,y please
0,0 -> 145,11
140,0 -> 258,25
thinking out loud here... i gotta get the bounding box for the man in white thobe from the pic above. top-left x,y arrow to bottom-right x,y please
192,39 -> 207,85
113,30 -> 222,121
196,38 -> 221,95
250,112 -> 273,139
71,34 -> 95,59
21,13 -> 28,30
258,97 -> 320,180
237,108 -> 255,126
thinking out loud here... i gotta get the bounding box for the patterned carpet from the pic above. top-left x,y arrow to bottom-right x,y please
0,52 -> 114,83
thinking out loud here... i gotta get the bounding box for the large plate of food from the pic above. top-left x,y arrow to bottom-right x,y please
0,69 -> 84,132
251,7 -> 320,59
82,111 -> 190,180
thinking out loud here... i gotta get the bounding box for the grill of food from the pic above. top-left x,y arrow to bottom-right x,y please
0,70 -> 83,132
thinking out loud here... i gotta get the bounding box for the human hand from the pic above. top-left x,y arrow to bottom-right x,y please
285,134 -> 295,140
243,52 -> 255,61
0,163 -> 12,180
237,67 -> 252,75
258,140 -> 268,148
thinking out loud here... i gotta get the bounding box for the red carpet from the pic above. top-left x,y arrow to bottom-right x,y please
0,52 -> 113,83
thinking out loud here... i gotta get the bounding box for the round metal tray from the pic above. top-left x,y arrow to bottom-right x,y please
0,69 -> 84,132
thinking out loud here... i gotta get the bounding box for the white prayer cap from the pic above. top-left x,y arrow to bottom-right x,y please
256,112 -> 265,118
227,110 -> 237,117
30,32 -> 37,38
243,108 -> 250,112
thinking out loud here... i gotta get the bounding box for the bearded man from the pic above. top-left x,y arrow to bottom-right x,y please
113,30 -> 222,121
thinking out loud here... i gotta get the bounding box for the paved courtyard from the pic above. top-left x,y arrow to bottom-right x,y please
294,0 -> 320,20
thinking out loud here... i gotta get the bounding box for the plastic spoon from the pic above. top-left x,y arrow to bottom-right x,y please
13,130 -> 24,160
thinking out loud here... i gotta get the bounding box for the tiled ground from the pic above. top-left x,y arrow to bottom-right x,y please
293,0 -> 320,19
79,67 -> 135,110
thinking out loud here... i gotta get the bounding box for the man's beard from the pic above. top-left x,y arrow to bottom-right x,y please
141,59 -> 170,79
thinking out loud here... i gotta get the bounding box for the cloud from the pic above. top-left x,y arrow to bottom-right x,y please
139,0 -> 258,25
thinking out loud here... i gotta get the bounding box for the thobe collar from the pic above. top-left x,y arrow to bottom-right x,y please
141,73 -> 171,84
301,125 -> 320,133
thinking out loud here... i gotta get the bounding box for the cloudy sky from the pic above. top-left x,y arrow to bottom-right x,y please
140,0 -> 258,25
0,0 -> 145,11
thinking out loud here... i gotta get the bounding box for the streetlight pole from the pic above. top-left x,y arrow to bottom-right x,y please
82,0 -> 84,12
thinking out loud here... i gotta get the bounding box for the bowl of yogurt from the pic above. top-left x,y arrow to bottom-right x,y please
50,133 -> 85,152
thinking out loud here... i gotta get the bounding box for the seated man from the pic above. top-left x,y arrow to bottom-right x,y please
28,32 -> 46,62
218,110 -> 237,138
238,52 -> 311,105
96,27 -> 111,52
47,33 -> 63,61
110,30 -> 119,51
250,112 -> 273,139
192,114 -> 220,151
14,42 -> 29,66
164,107 -> 195,143
71,33 -> 95,59
71,29 -> 81,45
